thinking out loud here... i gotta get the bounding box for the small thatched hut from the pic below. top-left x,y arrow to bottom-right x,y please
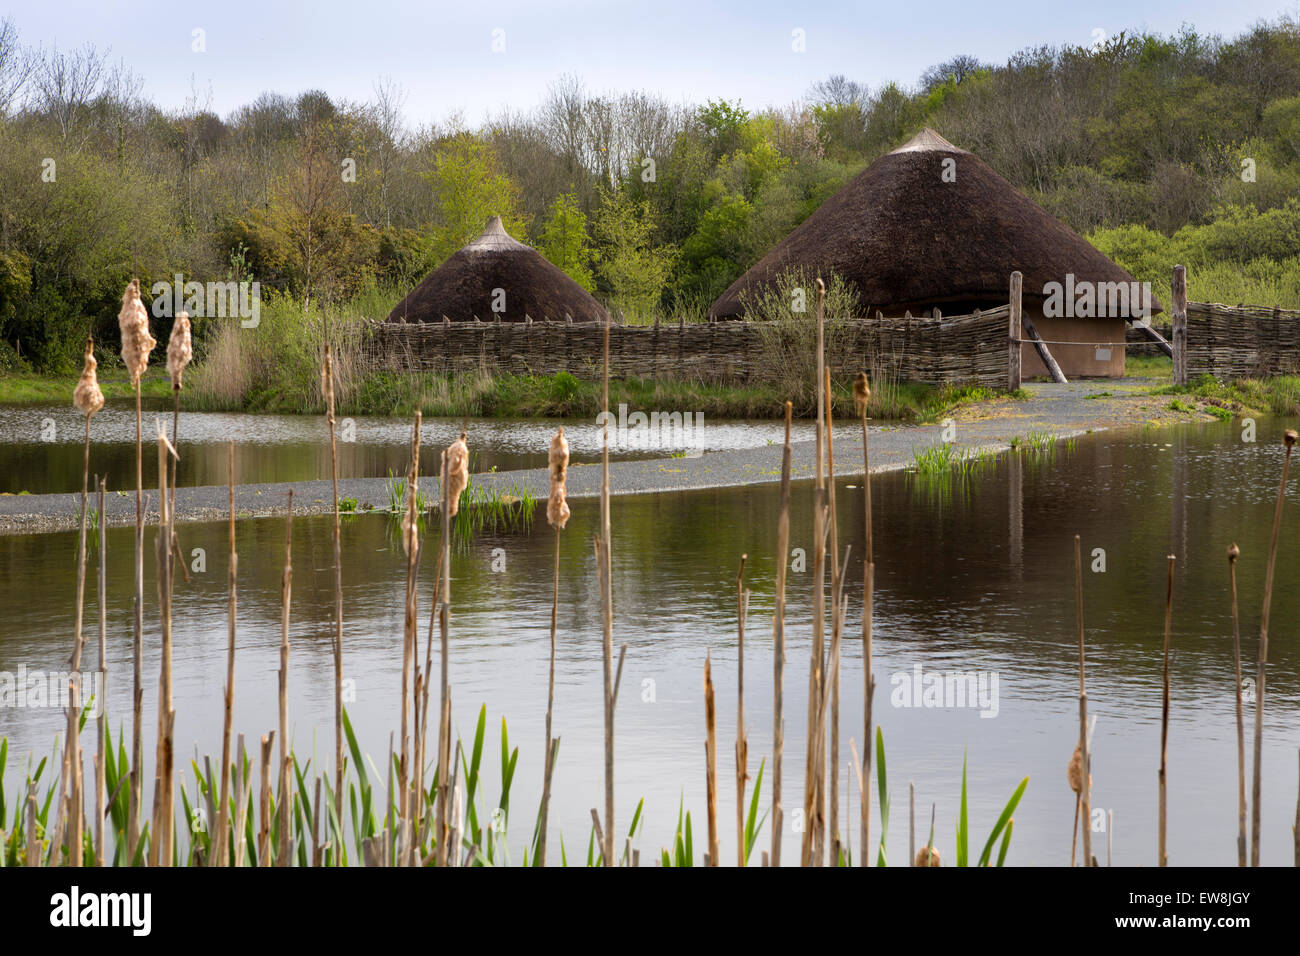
387,216 -> 607,323
710,129 -> 1159,378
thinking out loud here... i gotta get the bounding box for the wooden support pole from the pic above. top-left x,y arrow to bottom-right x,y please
1021,314 -> 1069,384
1008,272 -> 1023,391
1172,265 -> 1187,386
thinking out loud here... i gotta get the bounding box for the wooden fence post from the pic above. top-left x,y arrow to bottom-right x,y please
1172,265 -> 1187,385
1008,271 -> 1023,392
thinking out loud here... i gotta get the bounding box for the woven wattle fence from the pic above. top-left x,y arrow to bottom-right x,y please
361,304 -> 1014,389
1183,302 -> 1300,380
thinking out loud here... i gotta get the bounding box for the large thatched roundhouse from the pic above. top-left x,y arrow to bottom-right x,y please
386,216 -> 608,323
710,129 -> 1160,378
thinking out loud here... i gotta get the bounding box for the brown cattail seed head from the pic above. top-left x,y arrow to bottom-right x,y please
1285,428 -> 1298,449
166,314 -> 191,390
118,279 -> 155,385
853,371 -> 870,412
442,431 -> 469,517
914,845 -> 941,867
400,479 -> 419,556
73,337 -> 104,419
1067,743 -> 1091,795
322,346 -> 335,415
1228,543 -> 1240,562
166,311 -> 192,390
547,427 -> 570,530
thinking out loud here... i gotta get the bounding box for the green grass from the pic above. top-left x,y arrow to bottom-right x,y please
0,368 -> 172,403
911,442 -> 999,477
1151,372 -> 1300,417
1125,354 -> 1174,380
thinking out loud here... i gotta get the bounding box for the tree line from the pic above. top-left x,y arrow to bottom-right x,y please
3,15 -> 1300,371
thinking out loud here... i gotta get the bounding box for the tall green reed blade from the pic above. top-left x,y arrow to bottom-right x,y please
956,752 -> 968,867
996,818 -> 1015,867
743,758 -> 768,865
976,776 -> 1028,867
620,797 -> 645,865
875,728 -> 888,867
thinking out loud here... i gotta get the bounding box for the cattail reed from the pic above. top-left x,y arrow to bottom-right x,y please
399,413 -> 422,863
704,651 -> 719,866
151,420 -> 179,866
165,312 -> 192,561
538,427 -> 569,867
598,317 -> 617,866
824,366 -> 842,865
434,426 -> 468,865
803,277 -> 827,867
1075,534 -> 1091,868
414,542 -> 444,862
735,554 -> 748,866
323,345 -> 345,840
74,337 -> 105,421
1251,428 -> 1296,865
215,441 -> 237,866
257,732 -> 274,866
1294,750 -> 1300,867
1159,553 -> 1175,867
277,490 -> 293,868
118,279 -> 153,860
94,475 -> 107,867
855,369 -> 874,866
65,337 -> 103,863
1068,742 -> 1085,866
547,427 -> 570,530
1228,543 -> 1246,867
445,432 -> 469,517
771,401 -> 792,867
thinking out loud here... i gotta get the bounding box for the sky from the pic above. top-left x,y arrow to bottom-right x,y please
6,0 -> 1298,127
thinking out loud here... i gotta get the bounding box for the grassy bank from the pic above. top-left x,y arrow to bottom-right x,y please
1157,372 -> 1300,417
1124,353 -> 1300,417
0,368 -> 172,403
0,354 -> 1025,422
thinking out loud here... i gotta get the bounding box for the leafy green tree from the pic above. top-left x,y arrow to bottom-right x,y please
678,189 -> 752,302
590,188 -> 674,318
424,133 -> 526,265
697,99 -> 750,161
536,193 -> 595,291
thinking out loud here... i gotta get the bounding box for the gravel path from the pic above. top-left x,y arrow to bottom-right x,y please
0,379 -> 1203,535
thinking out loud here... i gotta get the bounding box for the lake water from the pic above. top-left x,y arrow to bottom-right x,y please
0,400 -> 815,495
2,418 -> 1299,865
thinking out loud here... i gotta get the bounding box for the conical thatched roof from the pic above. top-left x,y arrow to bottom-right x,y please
710,129 -> 1160,318
387,217 -> 607,323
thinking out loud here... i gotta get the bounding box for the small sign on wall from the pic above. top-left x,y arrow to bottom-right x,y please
1095,348 -> 1111,361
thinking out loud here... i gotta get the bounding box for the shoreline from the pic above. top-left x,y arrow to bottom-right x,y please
0,380 -> 1212,535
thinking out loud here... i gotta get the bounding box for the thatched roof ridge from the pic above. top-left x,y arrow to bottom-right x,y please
386,216 -> 608,323
710,128 -> 1161,319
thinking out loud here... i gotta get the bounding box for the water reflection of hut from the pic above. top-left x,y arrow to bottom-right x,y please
710,129 -> 1160,379
386,216 -> 608,323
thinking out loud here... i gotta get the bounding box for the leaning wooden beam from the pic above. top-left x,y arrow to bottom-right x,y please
1020,314 -> 1068,384
1132,321 -> 1173,358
